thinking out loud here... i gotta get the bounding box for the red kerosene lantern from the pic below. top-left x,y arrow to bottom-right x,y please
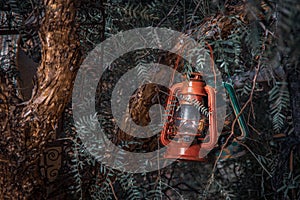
160,72 -> 217,161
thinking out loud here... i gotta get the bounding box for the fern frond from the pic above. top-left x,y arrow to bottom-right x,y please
118,173 -> 141,199
136,61 -> 151,84
268,81 -> 290,133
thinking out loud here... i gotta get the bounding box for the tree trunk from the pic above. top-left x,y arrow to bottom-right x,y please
0,0 -> 82,198
289,74 -> 300,137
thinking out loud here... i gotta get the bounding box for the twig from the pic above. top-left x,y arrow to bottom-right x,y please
248,123 -> 261,135
109,181 -> 118,200
247,7 -> 275,37
206,42 -> 217,88
160,181 -> 185,200
238,142 -> 272,177
188,1 -> 202,30
156,0 -> 180,27
0,159 -> 9,163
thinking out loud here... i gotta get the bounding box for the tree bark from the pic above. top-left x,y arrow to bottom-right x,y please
288,73 -> 300,137
0,0 -> 82,198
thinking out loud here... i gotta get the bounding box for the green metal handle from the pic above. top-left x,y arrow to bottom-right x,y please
223,82 -> 249,140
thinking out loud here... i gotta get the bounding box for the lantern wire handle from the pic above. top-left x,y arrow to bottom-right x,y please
223,82 -> 249,140
206,42 -> 249,140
